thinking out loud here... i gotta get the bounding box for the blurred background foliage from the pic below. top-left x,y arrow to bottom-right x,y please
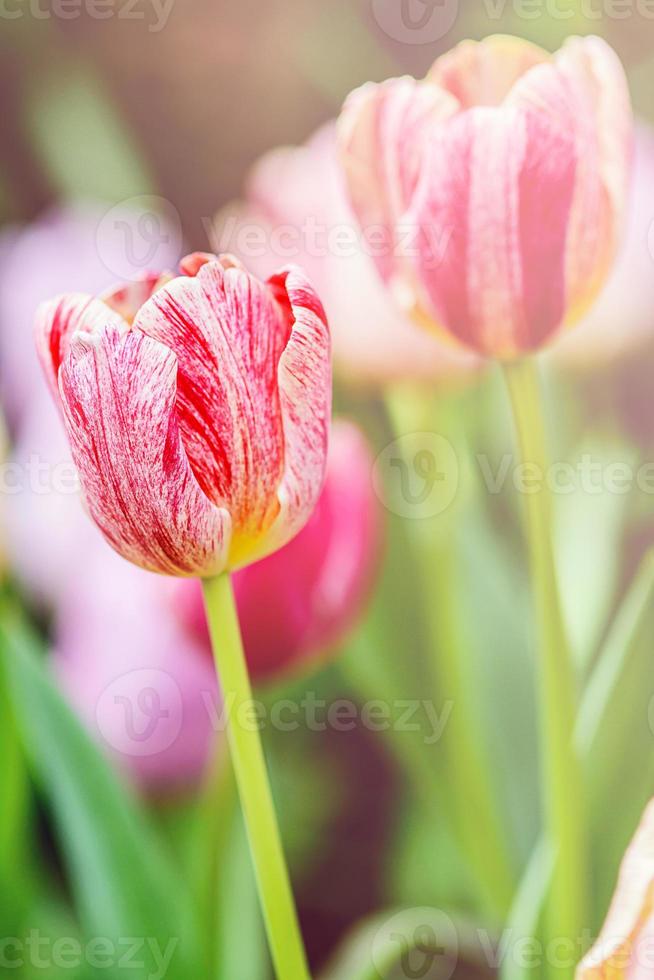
2,2 -> 654,978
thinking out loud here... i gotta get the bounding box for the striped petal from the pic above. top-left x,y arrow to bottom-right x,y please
133,257 -> 291,545
577,800 -> 654,979
407,104 -> 577,357
511,35 -> 633,324
34,293 -> 125,402
338,76 -> 458,283
428,34 -> 549,108
59,323 -> 230,576
244,266 -> 331,566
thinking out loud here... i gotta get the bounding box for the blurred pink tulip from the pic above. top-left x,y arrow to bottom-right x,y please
338,35 -> 633,359
212,123 -> 480,386
553,123 -> 654,371
176,420 -> 382,683
35,252 -> 332,577
577,799 -> 654,979
53,551 -> 219,792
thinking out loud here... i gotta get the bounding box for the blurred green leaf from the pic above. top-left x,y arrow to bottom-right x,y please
0,603 -> 202,980
578,552 -> 654,926
555,441 -> 635,671
499,552 -> 654,957
214,807 -> 268,980
26,63 -> 154,204
322,907 -> 490,980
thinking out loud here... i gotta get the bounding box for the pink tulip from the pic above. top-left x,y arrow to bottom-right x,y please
553,123 -> 654,371
577,799 -> 654,979
35,252 -> 332,577
212,123 -> 480,386
176,420 -> 381,682
338,35 -> 633,359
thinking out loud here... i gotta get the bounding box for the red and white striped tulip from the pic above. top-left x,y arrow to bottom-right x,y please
35,253 -> 331,577
338,35 -> 633,359
577,799 -> 654,979
176,420 -> 382,682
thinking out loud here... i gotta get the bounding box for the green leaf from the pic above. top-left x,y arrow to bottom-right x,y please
26,63 -> 154,203
555,440 -> 635,671
0,603 -> 201,980
499,552 -> 654,958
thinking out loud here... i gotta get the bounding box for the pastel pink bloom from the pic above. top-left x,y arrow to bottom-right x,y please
35,253 -> 332,577
0,204 -> 180,429
175,420 -> 381,682
338,35 -> 633,359
577,799 -> 654,979
553,123 -> 654,370
53,551 -> 219,792
212,123 -> 480,386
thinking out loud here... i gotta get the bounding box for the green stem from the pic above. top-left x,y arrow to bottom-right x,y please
202,574 -> 311,980
384,391 -> 514,919
414,523 -> 515,919
501,359 -> 587,973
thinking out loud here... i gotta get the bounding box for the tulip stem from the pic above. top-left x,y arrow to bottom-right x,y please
501,358 -> 587,974
201,573 -> 311,980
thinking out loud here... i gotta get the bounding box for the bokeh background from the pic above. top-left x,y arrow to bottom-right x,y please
2,2 -> 654,978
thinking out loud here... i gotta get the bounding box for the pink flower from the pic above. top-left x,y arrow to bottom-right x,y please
553,123 -> 654,371
338,35 -> 633,359
212,123 -> 480,386
53,551 -> 219,793
35,253 -> 332,577
577,800 -> 654,979
176,420 -> 382,682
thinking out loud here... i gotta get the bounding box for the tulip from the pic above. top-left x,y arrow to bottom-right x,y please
338,35 -> 633,359
577,800 -> 654,979
0,203 -> 181,430
35,252 -> 331,577
553,122 -> 654,371
212,123 -> 480,386
176,420 -> 381,683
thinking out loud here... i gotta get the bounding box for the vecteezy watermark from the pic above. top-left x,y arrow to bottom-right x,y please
368,912 -> 654,975
96,669 -> 184,758
0,455 -> 80,496
371,0 -> 654,44
0,932 -> 178,979
371,0 -> 461,45
95,195 -> 183,282
372,433 -> 654,519
0,0 -> 176,32
208,211 -> 453,269
94,671 -> 454,757
372,908 -> 459,979
373,432 -> 460,520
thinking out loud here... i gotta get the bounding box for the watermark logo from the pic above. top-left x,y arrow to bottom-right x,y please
0,0 -> 176,32
372,908 -> 458,979
371,0 -> 460,44
95,195 -> 182,282
95,669 -> 183,758
373,432 -> 459,519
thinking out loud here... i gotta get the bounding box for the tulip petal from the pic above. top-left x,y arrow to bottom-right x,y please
577,800 -> 654,979
133,259 -> 290,542
428,35 -> 549,108
408,104 -> 577,356
59,323 -> 230,576
338,76 -> 458,282
510,35 -> 633,321
246,265 -> 331,565
101,272 -> 170,324
34,293 -> 125,401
